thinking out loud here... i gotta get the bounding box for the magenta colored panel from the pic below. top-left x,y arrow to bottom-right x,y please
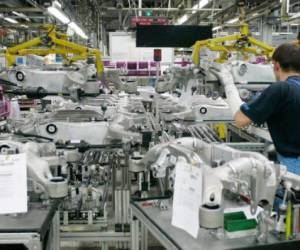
127,62 -> 137,70
103,60 -> 110,66
116,62 -> 126,68
138,62 -> 148,69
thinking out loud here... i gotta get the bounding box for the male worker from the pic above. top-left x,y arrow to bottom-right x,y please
211,43 -> 300,174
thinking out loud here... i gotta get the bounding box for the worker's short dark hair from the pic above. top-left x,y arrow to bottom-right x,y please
272,43 -> 300,73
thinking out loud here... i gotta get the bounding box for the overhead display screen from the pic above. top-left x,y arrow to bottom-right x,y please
136,25 -> 212,48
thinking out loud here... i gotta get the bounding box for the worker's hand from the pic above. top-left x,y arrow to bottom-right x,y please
209,63 -> 235,86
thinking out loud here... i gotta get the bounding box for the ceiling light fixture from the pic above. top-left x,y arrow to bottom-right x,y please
213,25 -> 222,31
12,11 -> 30,21
177,0 -> 210,24
177,14 -> 188,25
291,12 -> 300,19
272,32 -> 293,35
47,2 -> 88,39
192,0 -> 209,14
47,6 -> 70,24
53,0 -> 62,9
69,22 -> 88,39
4,17 -> 18,24
226,17 -> 239,24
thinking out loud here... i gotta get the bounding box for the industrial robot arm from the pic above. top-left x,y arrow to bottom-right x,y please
209,63 -> 252,127
5,26 -> 104,78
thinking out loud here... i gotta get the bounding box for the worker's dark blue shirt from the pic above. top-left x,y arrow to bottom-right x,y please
240,76 -> 300,157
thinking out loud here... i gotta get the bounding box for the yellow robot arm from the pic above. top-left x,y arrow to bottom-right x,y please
5,26 -> 104,77
192,23 -> 275,66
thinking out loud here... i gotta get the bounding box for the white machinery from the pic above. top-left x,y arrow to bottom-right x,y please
8,93 -> 155,144
129,136 -> 300,243
1,62 -> 100,94
158,93 -> 232,121
0,139 -> 68,198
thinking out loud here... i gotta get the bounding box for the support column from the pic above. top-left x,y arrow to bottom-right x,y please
139,0 -> 142,16
52,211 -> 60,250
131,217 -> 139,250
261,17 -> 273,45
187,0 -> 192,8
141,223 -> 148,250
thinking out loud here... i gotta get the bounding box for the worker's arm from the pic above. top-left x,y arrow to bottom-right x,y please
234,110 -> 252,128
209,63 -> 244,115
210,63 -> 285,128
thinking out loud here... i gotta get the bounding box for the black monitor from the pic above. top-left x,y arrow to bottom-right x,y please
136,25 -> 212,48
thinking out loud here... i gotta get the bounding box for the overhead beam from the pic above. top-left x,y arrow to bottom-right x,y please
0,7 -> 43,12
105,7 -> 221,12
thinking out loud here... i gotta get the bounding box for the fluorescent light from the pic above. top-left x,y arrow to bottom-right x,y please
21,24 -> 28,28
68,22 -> 88,39
198,0 -> 210,9
4,17 -> 18,24
291,23 -> 299,26
177,14 -> 188,24
12,11 -> 30,21
192,0 -> 209,13
177,0 -> 210,24
213,25 -> 222,31
252,12 -> 258,17
226,17 -> 239,24
272,32 -> 293,35
53,0 -> 62,9
291,12 -> 300,19
47,6 -> 70,24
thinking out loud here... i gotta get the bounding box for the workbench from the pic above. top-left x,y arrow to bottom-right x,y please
131,201 -> 300,250
0,201 -> 60,250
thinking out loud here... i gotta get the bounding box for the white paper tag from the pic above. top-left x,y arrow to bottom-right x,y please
171,160 -> 202,238
0,153 -> 27,214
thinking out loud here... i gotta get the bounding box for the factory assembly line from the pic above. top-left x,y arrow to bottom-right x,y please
0,0 -> 300,249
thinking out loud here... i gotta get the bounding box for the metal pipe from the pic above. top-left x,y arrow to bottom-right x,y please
106,7 -> 221,12
138,0 -> 142,16
0,7 -> 42,12
114,188 -> 118,222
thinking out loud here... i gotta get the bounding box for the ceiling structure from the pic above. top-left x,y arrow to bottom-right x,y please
0,0 -> 299,47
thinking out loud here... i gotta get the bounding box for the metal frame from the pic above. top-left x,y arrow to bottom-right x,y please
227,123 -> 272,142
131,203 -> 180,250
0,233 -> 41,250
61,231 -> 131,250
0,211 -> 60,250
225,142 -> 268,152
131,202 -> 300,250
